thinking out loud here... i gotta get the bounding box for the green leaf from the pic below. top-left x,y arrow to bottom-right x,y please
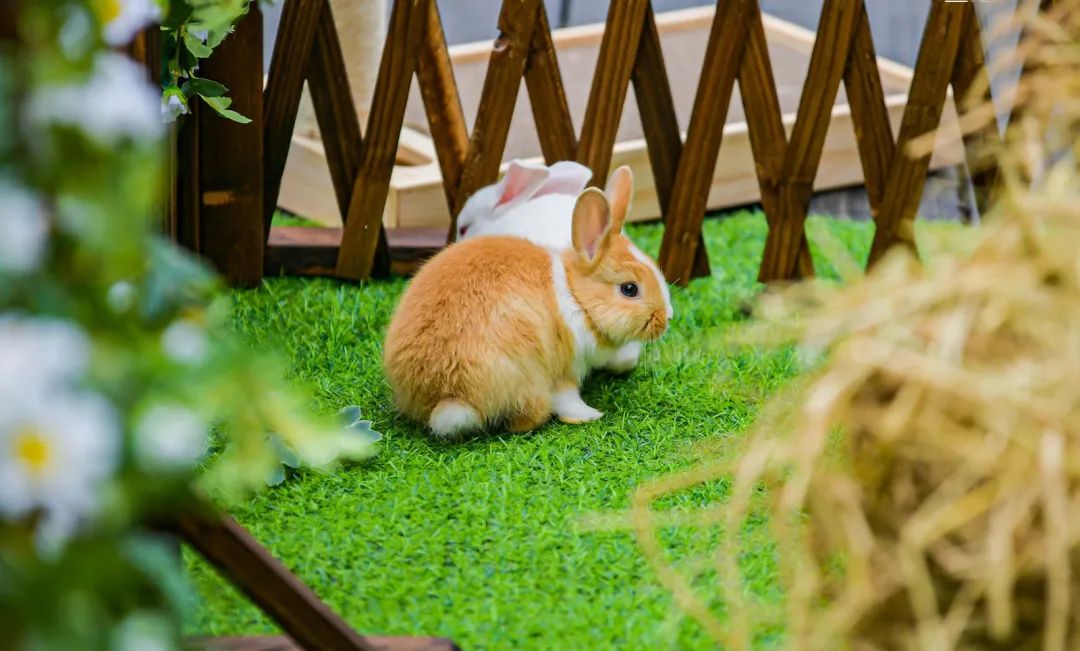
182,32 -> 213,58
123,534 -> 195,617
199,95 -> 252,124
142,237 -> 218,321
183,76 -> 227,98
338,405 -> 363,426
346,419 -> 383,444
268,434 -> 302,468
266,464 -> 285,486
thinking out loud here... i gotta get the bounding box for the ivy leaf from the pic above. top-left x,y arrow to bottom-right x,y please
183,32 -> 213,59
162,0 -> 194,29
183,76 -> 227,98
199,95 -> 251,124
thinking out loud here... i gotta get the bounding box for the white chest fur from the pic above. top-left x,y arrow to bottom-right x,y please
547,250 -> 600,381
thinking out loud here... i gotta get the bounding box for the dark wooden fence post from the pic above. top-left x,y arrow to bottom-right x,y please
195,5 -> 266,287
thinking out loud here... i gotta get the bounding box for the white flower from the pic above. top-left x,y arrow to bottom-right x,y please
97,0 -> 163,47
161,320 -> 208,364
107,280 -> 137,312
0,316 -> 90,400
134,404 -> 208,470
0,392 -> 120,550
26,53 -> 162,145
0,179 -> 49,274
112,611 -> 174,651
161,90 -> 189,123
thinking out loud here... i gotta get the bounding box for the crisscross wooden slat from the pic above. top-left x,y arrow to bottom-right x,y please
631,4 -> 710,278
448,0 -> 542,239
307,1 -> 364,220
415,0 -> 469,214
336,0 -> 430,279
656,0 -> 756,285
737,0 -> 813,283
524,3 -> 577,164
869,0 -> 971,262
576,0 -> 650,182
951,5 -> 1003,217
255,0 -> 1026,286
758,0 -> 861,282
262,0 -> 323,238
843,0 -> 896,224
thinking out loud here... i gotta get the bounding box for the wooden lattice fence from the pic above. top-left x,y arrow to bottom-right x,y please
174,0 -> 1042,287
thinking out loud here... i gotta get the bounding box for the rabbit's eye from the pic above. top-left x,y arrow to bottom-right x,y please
619,282 -> 639,298
458,225 -> 469,237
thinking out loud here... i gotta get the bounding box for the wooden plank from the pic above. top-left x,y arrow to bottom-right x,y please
524,3 -> 578,165
758,0 -> 861,282
575,0 -> 649,182
843,0 -> 896,221
197,6 -> 264,287
336,0 -> 429,280
630,3 -> 709,278
186,635 -> 460,651
950,3 -> 1001,217
0,2 -> 17,40
451,0 -> 542,242
416,0 -> 469,217
307,0 -> 364,221
168,510 -> 375,651
1006,0 -> 1055,133
657,0 -> 755,285
869,0 -> 969,263
737,0 -> 813,283
263,0 -> 323,237
266,226 -> 442,278
175,102 -> 201,252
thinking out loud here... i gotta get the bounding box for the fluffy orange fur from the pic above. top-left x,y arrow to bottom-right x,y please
384,236 -> 574,432
383,167 -> 669,437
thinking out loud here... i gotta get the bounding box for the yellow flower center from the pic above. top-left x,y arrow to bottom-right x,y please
95,0 -> 123,24
14,428 -> 52,476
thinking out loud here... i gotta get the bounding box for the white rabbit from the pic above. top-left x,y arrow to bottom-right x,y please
457,160 -> 669,375
455,160 -> 593,246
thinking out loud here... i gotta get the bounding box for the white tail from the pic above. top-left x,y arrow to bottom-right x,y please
429,399 -> 482,438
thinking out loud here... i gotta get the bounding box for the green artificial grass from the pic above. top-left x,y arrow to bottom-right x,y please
184,211 -> 964,649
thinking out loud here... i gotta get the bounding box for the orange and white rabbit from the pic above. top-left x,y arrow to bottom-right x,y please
383,167 -> 671,438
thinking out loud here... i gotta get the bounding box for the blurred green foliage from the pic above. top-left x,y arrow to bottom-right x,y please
0,2 -> 376,649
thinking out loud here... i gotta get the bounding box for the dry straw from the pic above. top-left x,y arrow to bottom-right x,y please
616,1 -> 1080,648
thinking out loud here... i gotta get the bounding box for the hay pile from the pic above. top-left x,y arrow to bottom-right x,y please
626,2 -> 1080,649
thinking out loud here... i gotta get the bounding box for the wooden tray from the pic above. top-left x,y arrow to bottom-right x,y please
277,5 -> 963,230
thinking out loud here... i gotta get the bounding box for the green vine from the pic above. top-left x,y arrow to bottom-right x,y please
160,0 -> 254,122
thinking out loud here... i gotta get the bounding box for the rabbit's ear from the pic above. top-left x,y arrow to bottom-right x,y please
533,161 -> 593,198
603,166 -> 633,233
572,188 -> 614,265
493,160 -> 549,215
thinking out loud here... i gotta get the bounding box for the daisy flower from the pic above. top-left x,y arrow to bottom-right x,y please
26,52 -> 162,145
0,179 -> 49,274
94,0 -> 162,47
134,403 -> 209,471
0,392 -> 120,552
0,316 -> 91,399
